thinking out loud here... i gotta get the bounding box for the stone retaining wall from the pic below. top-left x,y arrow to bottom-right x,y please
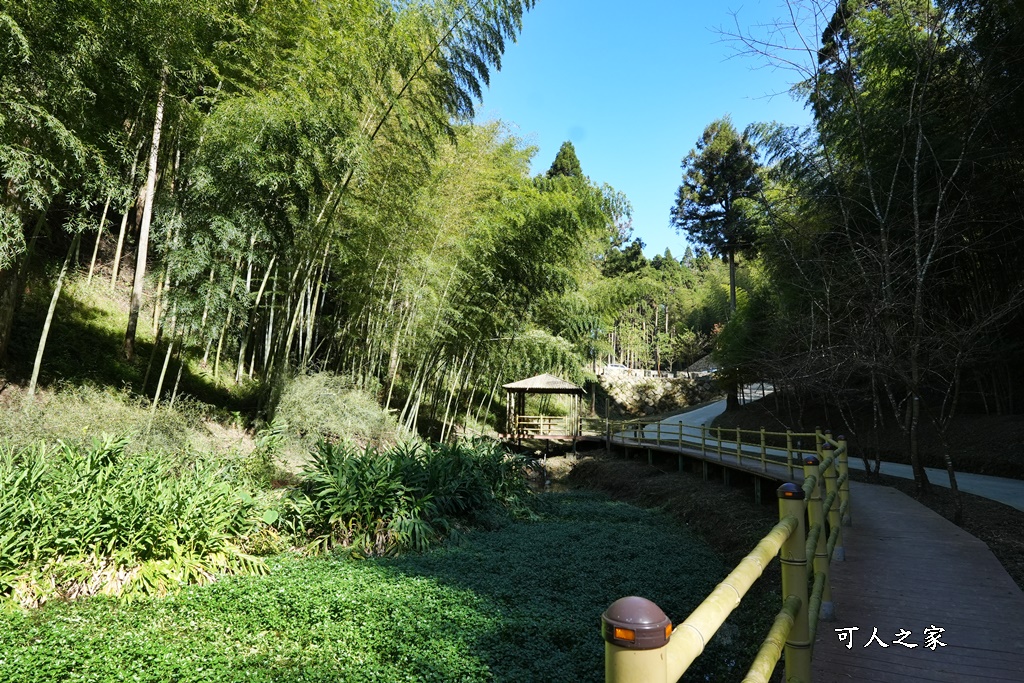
600,373 -> 719,417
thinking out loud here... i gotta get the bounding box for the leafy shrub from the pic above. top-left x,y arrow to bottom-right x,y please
284,439 -> 535,556
0,436 -> 265,607
272,372 -> 401,454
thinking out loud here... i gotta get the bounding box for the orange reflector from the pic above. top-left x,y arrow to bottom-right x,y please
613,627 -> 636,642
665,624 -> 673,639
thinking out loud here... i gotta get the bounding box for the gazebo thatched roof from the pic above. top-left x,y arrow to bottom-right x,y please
502,373 -> 584,395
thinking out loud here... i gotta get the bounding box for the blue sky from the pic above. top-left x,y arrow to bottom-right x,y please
476,0 -> 814,257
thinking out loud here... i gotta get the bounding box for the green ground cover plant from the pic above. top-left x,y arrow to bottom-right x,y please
0,434 -> 537,608
0,492 -> 763,682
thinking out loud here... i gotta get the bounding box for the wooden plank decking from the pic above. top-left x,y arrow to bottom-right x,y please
610,435 -> 1024,681
811,481 -> 1024,682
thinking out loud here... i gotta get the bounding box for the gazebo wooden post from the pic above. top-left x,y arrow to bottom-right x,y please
517,392 -> 525,446
572,393 -> 580,456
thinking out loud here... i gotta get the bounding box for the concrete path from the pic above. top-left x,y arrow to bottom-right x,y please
657,394 -> 1024,512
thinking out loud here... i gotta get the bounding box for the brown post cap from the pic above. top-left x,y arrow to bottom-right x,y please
778,482 -> 805,500
601,596 -> 672,650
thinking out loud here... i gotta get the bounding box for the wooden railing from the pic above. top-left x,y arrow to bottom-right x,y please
513,414 -> 577,437
598,426 -> 852,683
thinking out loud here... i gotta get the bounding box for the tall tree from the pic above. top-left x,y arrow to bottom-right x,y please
672,117 -> 762,409
546,141 -> 583,179
671,117 -> 761,315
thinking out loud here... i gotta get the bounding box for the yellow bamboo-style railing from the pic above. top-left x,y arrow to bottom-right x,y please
600,429 -> 852,683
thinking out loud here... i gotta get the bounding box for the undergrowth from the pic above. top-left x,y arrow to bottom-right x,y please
0,435 -> 266,608
0,493 -> 754,682
284,439 -> 536,556
0,382 -> 225,455
0,435 -> 536,608
272,372 -> 402,458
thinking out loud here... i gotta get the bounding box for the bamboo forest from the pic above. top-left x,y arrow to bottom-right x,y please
1,0 -> 1023,681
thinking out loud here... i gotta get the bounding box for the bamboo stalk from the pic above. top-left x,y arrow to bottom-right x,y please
86,194 -> 111,284
28,233 -> 81,397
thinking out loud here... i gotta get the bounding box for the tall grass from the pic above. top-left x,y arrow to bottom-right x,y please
0,436 -> 265,608
0,382 -> 226,455
285,440 -> 535,557
272,372 -> 402,452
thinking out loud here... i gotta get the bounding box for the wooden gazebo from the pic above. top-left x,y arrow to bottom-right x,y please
503,373 -> 584,445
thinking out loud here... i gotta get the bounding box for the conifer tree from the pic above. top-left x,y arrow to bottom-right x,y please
546,141 -> 583,179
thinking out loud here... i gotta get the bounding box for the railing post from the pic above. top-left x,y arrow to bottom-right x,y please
657,420 -> 662,446
735,427 -> 742,464
677,422 -> 683,451
717,426 -> 723,461
778,483 -> 811,683
760,427 -> 767,472
701,424 -> 707,457
785,430 -> 794,479
838,435 -> 851,526
602,596 -> 672,683
803,455 -> 833,623
822,442 -> 844,562
815,426 -> 823,463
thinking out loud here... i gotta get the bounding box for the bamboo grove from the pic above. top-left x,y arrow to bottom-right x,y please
1,0 -> 741,438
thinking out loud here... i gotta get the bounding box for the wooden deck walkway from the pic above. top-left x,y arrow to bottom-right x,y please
610,434 -> 1024,681
811,481 -> 1024,682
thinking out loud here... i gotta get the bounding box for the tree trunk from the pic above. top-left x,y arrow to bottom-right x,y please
124,72 -> 167,360
0,209 -> 38,362
236,256 -> 275,384
110,147 -> 141,291
213,255 -> 243,381
28,233 -> 81,397
169,333 -> 186,408
109,203 -> 132,290
728,247 -> 737,315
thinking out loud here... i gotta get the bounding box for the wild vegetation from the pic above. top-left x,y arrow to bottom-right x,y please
0,433 -> 540,609
3,0 -> 1023,680
1,0 -> 734,445
0,492 -> 775,682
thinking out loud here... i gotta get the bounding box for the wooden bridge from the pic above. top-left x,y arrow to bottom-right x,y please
594,418 -> 1024,683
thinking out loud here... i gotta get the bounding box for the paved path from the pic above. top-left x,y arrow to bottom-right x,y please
659,396 -> 1024,512
810,482 -> 1024,682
